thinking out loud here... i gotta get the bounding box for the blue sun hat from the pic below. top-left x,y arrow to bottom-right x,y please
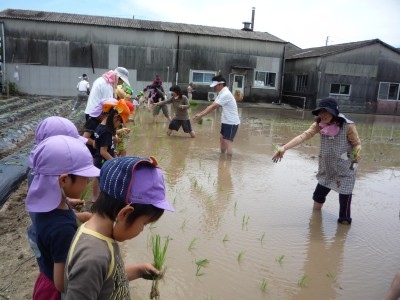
312,97 -> 340,117
99,156 -> 174,212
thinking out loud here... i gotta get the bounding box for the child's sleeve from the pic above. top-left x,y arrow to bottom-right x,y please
298,122 -> 319,142
347,124 -> 361,152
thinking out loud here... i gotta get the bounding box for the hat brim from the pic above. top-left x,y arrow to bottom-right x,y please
116,72 -> 131,87
152,200 -> 175,212
77,136 -> 88,144
72,165 -> 100,178
312,107 -> 338,117
210,81 -> 219,87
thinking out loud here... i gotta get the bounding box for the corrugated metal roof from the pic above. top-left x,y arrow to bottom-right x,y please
285,39 -> 400,59
0,8 -> 286,43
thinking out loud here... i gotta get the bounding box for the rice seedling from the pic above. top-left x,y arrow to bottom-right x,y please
197,118 -> 204,125
326,271 -> 336,280
350,148 -> 360,170
222,234 -> 229,242
275,255 -> 285,265
189,100 -> 198,107
206,118 -> 212,121
181,219 -> 187,231
80,183 -> 91,201
297,275 -> 309,288
260,278 -> 268,293
193,178 -> 198,189
216,217 -> 221,227
195,259 -> 209,276
258,232 -> 265,244
188,238 -> 197,251
149,234 -> 170,299
242,215 -> 250,229
148,224 -> 157,231
237,251 -> 245,263
272,143 -> 281,153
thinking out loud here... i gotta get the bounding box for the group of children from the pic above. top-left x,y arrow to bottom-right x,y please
26,114 -> 174,299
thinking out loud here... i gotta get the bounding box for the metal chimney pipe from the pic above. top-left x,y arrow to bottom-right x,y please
251,7 -> 255,30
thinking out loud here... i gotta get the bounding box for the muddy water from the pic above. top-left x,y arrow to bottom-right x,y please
123,105 -> 400,300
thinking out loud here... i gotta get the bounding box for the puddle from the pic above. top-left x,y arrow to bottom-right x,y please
122,105 -> 400,299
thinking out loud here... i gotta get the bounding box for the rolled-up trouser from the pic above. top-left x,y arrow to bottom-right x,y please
73,91 -> 88,110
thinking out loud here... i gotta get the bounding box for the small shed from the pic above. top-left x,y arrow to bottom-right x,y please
282,39 -> 400,115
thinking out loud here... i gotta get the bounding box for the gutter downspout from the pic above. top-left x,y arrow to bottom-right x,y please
175,35 -> 180,85
279,44 -> 286,104
1,22 -> 5,94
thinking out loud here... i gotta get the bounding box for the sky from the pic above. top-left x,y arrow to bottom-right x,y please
0,0 -> 399,49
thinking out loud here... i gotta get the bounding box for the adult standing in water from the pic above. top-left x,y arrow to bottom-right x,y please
272,97 -> 361,225
193,75 -> 240,156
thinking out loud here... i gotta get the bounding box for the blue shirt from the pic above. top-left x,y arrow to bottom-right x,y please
36,207 -> 77,281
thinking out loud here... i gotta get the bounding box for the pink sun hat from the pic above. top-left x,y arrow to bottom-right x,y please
28,116 -> 87,168
88,98 -> 118,118
35,116 -> 87,145
26,135 -> 100,213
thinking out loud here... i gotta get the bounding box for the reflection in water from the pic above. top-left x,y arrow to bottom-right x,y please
196,154 -> 234,234
163,136 -> 194,187
124,105 -> 400,299
292,211 -> 349,300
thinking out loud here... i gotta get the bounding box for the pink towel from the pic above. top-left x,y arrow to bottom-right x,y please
319,122 -> 340,137
102,70 -> 117,84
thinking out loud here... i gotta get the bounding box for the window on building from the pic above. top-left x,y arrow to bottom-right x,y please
330,83 -> 350,95
295,75 -> 308,92
378,82 -> 400,100
190,70 -> 216,84
254,71 -> 276,88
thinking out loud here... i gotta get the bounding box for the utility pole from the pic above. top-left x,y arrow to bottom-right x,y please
325,36 -> 330,46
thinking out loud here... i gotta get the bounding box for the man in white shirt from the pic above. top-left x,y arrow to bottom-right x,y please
193,75 -> 240,156
84,67 -> 130,120
72,74 -> 90,111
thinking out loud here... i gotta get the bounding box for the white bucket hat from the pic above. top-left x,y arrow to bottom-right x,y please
114,67 -> 131,87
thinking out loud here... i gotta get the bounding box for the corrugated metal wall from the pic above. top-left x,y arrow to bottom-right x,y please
2,18 -> 284,101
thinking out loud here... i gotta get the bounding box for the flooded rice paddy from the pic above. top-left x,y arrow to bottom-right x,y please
123,104 -> 400,300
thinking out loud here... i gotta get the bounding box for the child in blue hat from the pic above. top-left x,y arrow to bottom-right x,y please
64,156 -> 174,299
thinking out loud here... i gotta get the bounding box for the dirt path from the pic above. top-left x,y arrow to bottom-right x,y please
0,180 -> 37,300
0,96 -> 77,299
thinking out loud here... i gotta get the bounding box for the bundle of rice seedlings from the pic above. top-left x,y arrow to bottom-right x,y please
350,148 -> 360,170
150,234 -> 170,299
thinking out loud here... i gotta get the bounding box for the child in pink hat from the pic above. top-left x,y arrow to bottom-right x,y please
26,135 -> 99,299
27,116 -> 91,265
